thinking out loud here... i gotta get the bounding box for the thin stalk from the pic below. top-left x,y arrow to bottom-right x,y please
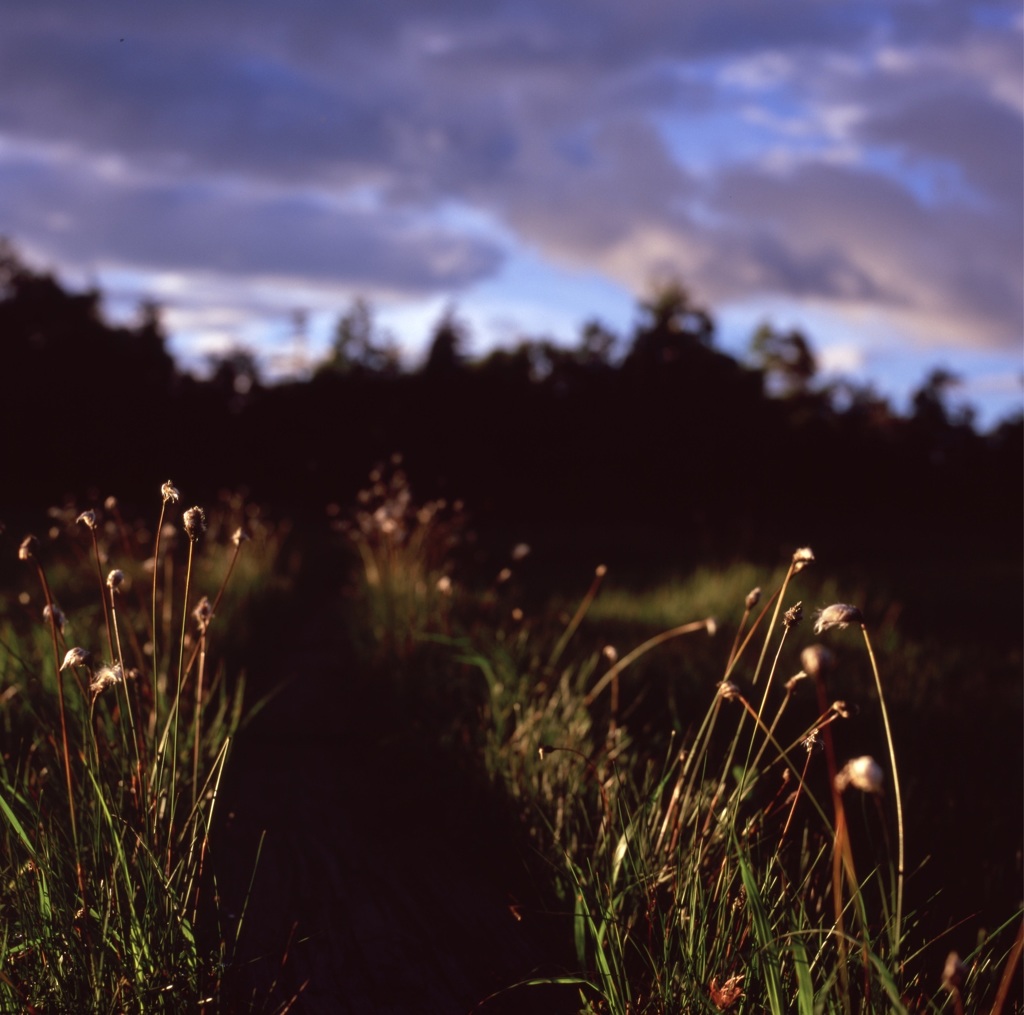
658,695 -> 723,857
151,496 -> 171,739
166,534 -> 197,869
584,617 -> 713,706
813,670 -> 853,1011
28,553 -> 86,906
722,584 -> 782,683
737,623 -> 794,790
779,745 -> 815,845
860,624 -> 904,957
109,586 -> 144,808
725,598 -> 755,674
88,526 -> 115,662
750,561 -> 800,687
715,558 -> 807,836
191,626 -> 206,812
184,735 -> 231,926
181,533 -> 245,680
550,565 -> 607,671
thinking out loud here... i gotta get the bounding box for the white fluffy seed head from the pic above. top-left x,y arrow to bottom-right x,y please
89,663 -> 123,697
61,647 -> 89,671
800,644 -> 836,679
834,756 -> 883,794
792,547 -> 815,572
814,603 -> 864,634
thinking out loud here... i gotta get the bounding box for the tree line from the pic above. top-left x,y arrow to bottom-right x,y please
1,241 -> 1019,573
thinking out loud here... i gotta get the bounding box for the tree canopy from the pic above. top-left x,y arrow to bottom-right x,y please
0,243 -> 1018,570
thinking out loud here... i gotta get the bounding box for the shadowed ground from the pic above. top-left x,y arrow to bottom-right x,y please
215,606 -> 575,1014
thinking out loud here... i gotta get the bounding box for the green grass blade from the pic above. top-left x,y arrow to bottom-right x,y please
0,789 -> 36,858
791,936 -> 815,1015
736,845 -> 785,1015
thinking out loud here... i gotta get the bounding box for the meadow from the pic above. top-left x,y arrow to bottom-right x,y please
0,468 -> 1020,1013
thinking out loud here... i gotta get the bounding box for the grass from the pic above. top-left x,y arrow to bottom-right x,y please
7,462 -> 1015,1011
341,463 -> 1023,1014
0,484 -> 284,1012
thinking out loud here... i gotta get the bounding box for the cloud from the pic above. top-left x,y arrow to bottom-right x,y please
0,0 -> 1018,372
708,160 -> 1020,346
0,144 -> 504,293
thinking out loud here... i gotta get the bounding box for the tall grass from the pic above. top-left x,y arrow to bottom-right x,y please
340,469 -> 1022,1013
0,484 -> 267,1011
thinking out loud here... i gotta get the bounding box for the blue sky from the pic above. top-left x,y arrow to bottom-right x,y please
1,1 -> 1021,426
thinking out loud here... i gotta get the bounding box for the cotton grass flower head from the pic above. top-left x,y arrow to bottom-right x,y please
106,569 -> 124,592
18,535 -> 38,561
792,547 -> 815,572
511,542 -> 531,561
231,526 -> 249,546
814,603 -> 864,634
717,681 -> 741,701
76,510 -> 97,530
783,601 -> 803,629
192,596 -> 213,632
784,670 -> 808,693
89,663 -> 123,698
942,951 -> 966,992
43,604 -> 67,633
61,647 -> 90,671
800,644 -> 836,679
744,587 -> 761,610
161,480 -> 180,504
183,506 -> 207,540
834,755 -> 884,794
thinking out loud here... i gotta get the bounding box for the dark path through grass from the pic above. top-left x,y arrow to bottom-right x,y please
217,598 -> 574,1014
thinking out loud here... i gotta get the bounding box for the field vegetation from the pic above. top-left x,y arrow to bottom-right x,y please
334,461 -> 1022,1013
0,488 -> 290,1011
0,243 -> 1020,1011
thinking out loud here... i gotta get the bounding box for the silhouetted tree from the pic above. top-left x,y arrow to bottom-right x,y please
207,347 -> 262,410
319,299 -> 399,376
423,307 -> 468,376
911,367 -> 962,428
628,281 -> 715,365
577,320 -> 618,368
0,240 -> 181,515
749,323 -> 817,398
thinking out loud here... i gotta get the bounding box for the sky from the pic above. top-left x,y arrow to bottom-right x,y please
1,1 -> 1021,427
